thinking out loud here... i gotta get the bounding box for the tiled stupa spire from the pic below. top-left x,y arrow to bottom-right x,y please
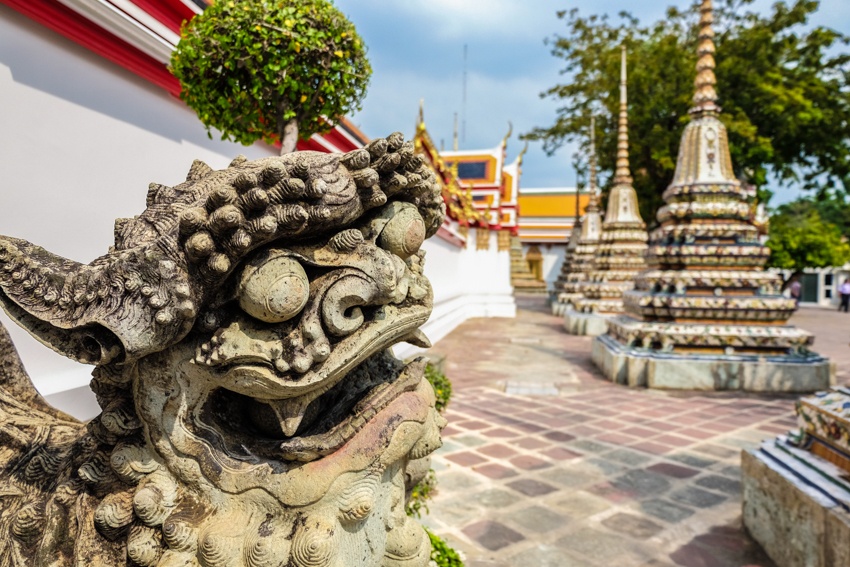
608,0 -> 814,354
573,46 -> 648,315
552,116 -> 604,314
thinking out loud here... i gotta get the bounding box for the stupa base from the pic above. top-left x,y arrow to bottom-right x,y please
742,437 -> 850,567
551,293 -> 579,316
552,300 -> 568,316
592,334 -> 832,391
563,310 -> 610,336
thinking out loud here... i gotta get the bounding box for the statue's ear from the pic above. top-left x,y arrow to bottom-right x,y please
0,293 -> 122,365
0,236 -> 197,364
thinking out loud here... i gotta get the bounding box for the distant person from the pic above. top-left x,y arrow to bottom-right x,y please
789,277 -> 802,308
839,278 -> 850,312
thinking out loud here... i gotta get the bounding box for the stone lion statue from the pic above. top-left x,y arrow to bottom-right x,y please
0,132 -> 446,566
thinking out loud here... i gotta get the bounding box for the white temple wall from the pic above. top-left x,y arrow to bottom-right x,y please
394,229 -> 516,360
0,8 -> 276,419
774,266 -> 850,307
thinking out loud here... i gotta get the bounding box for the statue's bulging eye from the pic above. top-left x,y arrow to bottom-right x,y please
238,256 -> 310,323
377,206 -> 426,259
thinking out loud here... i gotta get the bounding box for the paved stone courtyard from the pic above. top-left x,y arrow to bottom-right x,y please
421,296 -> 848,567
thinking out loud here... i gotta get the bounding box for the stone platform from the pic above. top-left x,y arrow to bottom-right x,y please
743,438 -> 850,567
563,310 -> 609,336
592,334 -> 833,391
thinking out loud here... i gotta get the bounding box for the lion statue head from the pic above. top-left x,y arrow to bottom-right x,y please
0,132 -> 446,567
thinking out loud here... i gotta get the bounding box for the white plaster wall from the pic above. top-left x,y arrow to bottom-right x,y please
541,245 -> 568,287
394,229 -> 516,360
0,7 -> 276,419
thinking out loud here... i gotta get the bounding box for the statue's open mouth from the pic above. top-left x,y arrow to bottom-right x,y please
194,299 -> 432,463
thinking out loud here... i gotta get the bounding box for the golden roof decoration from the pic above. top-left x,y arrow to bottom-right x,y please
413,103 -> 488,228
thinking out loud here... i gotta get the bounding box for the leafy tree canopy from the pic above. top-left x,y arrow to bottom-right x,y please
766,205 -> 850,273
773,190 -> 850,238
171,0 -> 371,154
524,0 -> 850,224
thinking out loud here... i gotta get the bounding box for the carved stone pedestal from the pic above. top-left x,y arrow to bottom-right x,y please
592,334 -> 832,391
743,440 -> 850,567
563,310 -> 609,337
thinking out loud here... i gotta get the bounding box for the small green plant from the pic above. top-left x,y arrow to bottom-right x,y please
424,363 -> 452,413
171,0 -> 371,153
426,528 -> 465,567
405,468 -> 436,519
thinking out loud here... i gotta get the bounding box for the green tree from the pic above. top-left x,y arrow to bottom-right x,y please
766,207 -> 850,282
171,0 -> 371,154
525,0 -> 850,224
776,191 -> 850,238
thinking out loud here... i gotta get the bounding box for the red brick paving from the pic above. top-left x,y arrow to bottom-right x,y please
478,444 -> 519,459
420,298 -> 850,566
445,451 -> 488,467
509,455 -> 552,470
540,447 -> 582,461
472,463 -> 518,479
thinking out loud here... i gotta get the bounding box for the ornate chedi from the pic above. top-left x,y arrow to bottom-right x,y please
0,133 -> 447,566
551,118 -> 603,316
565,47 -> 648,335
594,0 -> 830,391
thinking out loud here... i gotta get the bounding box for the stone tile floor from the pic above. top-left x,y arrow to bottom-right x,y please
420,297 -> 848,567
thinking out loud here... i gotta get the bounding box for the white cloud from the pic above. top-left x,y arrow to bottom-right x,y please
340,0 -> 563,41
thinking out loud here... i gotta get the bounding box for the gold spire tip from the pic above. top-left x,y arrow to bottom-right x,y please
692,0 -> 719,113
518,141 -> 529,166
614,45 -> 633,185
501,121 -> 513,149
588,114 -> 598,194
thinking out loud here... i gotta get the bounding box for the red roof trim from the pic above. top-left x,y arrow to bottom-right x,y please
296,138 -> 332,153
320,127 -> 361,153
2,0 -> 181,96
127,0 -> 192,34
338,117 -> 370,145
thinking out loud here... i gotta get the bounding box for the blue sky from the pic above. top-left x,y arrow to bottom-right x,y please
333,0 -> 850,205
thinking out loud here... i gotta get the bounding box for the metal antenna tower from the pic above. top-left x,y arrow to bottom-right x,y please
462,44 -> 468,144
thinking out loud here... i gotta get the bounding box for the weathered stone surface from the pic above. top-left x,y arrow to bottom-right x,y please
0,134 -> 446,566
563,310 -> 609,336
639,499 -> 695,523
742,449 -> 850,567
600,512 -> 663,539
591,335 -> 649,387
